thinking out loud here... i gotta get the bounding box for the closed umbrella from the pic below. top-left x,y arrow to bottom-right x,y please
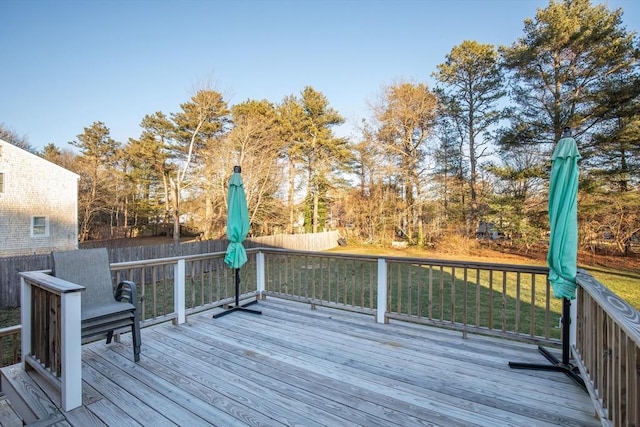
509,128 -> 585,391
547,130 -> 581,299
224,167 -> 250,271
213,166 -> 262,318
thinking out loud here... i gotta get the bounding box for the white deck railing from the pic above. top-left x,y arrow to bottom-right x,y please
16,248 -> 638,423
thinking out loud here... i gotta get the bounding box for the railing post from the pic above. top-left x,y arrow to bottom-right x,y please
20,277 -> 31,370
569,295 -> 577,347
256,251 -> 265,297
60,291 -> 82,411
376,258 -> 388,324
174,259 -> 186,324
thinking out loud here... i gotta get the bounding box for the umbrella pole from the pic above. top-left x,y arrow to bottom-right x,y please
234,268 -> 240,307
508,298 -> 586,392
213,268 -> 262,318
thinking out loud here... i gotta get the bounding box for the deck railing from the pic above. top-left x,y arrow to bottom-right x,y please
261,250 -> 560,345
261,250 -> 379,315
573,269 -> 640,427
11,248 -> 639,422
19,271 -> 83,411
109,251 -> 258,324
0,325 -> 20,367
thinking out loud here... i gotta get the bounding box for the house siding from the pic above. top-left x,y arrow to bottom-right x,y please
0,139 -> 79,256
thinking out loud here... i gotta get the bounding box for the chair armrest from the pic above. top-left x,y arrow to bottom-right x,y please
115,280 -> 138,306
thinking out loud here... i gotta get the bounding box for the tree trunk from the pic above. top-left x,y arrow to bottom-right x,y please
468,114 -> 478,237
287,159 -> 296,233
313,188 -> 319,233
170,177 -> 180,244
204,194 -> 214,239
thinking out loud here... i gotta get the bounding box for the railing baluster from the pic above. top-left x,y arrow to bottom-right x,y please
439,265 -> 444,321
475,268 -> 480,328
463,267 -> 468,332
502,271 -> 507,333
407,264 -> 413,316
488,270 -> 494,330
530,273 -> 536,337
428,266 -> 433,320
545,276 -> 551,339
515,272 -> 521,335
450,266 -> 456,324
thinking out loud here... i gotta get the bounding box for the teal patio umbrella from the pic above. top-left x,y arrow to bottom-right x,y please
509,128 -> 586,391
224,167 -> 250,270
213,166 -> 262,318
547,130 -> 581,299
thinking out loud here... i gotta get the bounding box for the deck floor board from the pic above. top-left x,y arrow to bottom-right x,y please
3,298 -> 600,426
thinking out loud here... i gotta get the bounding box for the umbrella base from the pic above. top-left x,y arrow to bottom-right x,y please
509,345 -> 587,392
509,298 -> 586,392
212,299 -> 262,319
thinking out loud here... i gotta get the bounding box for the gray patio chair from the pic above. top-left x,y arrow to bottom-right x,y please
51,248 -> 141,362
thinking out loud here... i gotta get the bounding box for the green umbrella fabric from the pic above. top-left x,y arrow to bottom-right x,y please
224,168 -> 250,269
547,135 -> 581,300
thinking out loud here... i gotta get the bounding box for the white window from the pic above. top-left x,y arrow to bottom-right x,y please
32,216 -> 49,237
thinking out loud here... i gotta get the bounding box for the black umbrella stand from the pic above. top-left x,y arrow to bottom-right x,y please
508,297 -> 586,392
212,268 -> 262,318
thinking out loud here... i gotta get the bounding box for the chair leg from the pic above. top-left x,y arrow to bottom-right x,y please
106,330 -> 114,344
132,310 -> 141,362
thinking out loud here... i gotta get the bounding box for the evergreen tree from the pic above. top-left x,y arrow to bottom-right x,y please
433,40 -> 506,235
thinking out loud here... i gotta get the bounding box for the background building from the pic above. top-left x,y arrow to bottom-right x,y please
0,139 -> 79,256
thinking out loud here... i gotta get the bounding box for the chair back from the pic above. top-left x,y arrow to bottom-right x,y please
52,248 -> 115,309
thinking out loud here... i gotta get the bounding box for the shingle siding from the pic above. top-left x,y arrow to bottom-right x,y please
0,139 -> 79,256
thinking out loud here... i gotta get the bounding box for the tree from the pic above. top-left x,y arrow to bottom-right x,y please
486,146 -> 548,252
499,0 -> 640,253
433,40 -> 505,235
225,100 -> 286,234
342,120 -> 400,243
580,189 -> 640,255
0,123 -> 36,153
373,81 -> 438,245
295,87 -> 349,233
277,95 -> 307,233
500,0 -> 639,150
41,143 -> 77,172
135,112 -> 176,230
278,86 -> 350,233
168,90 -> 230,243
70,122 -> 120,242
122,132 -> 171,235
431,116 -> 466,231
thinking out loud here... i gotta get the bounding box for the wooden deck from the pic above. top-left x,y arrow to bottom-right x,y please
2,298 -> 599,427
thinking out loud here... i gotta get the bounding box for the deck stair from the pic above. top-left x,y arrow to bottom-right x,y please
0,391 -> 23,427
1,364 -> 103,426
1,364 -> 66,426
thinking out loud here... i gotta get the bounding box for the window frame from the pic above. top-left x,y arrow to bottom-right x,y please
31,216 -> 49,238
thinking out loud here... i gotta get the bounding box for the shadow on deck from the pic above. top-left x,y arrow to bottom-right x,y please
1,298 -> 598,426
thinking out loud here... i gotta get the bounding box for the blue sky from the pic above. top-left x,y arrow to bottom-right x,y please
1,0 -> 638,151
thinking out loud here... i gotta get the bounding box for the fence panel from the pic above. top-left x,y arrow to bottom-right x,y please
0,231 -> 340,308
0,254 -> 51,307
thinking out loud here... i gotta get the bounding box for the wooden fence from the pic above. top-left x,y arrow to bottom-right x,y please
0,231 -> 340,308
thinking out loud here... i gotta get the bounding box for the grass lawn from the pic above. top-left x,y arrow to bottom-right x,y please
328,240 -> 640,312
